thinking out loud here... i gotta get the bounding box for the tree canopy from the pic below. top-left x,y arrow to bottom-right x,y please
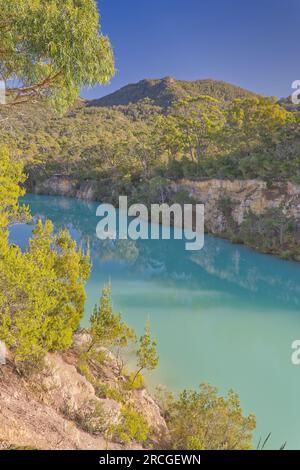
0,0 -> 114,111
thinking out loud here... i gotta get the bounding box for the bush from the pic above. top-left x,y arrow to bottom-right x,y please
95,382 -> 124,403
165,384 -> 256,450
123,372 -> 145,391
112,406 -> 149,444
73,399 -> 109,435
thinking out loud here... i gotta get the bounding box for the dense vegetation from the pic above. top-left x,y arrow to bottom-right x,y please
0,0 -> 115,365
157,384 -> 255,450
1,77 -> 300,191
0,146 -> 91,365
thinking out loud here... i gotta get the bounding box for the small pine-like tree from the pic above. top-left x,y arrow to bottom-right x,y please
131,320 -> 159,386
89,284 -> 135,356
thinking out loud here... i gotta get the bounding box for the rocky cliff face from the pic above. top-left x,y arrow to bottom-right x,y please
33,175 -> 300,216
172,179 -> 300,234
33,176 -> 99,200
0,334 -> 168,450
0,354 -> 120,450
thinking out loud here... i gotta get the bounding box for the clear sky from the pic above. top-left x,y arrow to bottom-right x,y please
81,0 -> 300,100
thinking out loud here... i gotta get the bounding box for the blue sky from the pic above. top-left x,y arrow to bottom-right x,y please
82,0 -> 300,100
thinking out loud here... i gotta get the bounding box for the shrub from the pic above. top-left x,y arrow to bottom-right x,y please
0,148 -> 91,365
95,382 -> 124,403
123,372 -> 145,391
112,406 -> 149,445
74,399 -> 109,435
166,384 -> 256,450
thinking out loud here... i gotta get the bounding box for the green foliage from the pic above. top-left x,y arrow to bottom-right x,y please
94,382 -> 124,403
226,97 -> 294,151
0,148 -> 91,363
91,284 -> 120,344
77,358 -> 95,383
171,95 -> 225,164
0,8 -> 258,451
0,147 -> 29,238
165,384 -> 256,450
123,372 -> 145,391
112,406 -> 149,444
90,283 -> 136,351
131,320 -> 158,387
137,321 -> 159,372
0,0 -> 114,112
2,82 -> 300,194
239,208 -> 298,255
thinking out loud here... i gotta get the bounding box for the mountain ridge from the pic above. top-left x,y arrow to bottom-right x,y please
87,76 -> 258,109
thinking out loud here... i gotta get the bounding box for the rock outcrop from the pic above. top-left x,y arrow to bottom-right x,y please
0,334 -> 168,450
171,179 -> 300,234
30,175 -> 300,259
0,358 -> 119,450
33,176 -> 99,201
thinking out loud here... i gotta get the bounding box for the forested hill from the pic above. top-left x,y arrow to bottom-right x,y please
1,76 -> 300,190
89,77 -> 257,109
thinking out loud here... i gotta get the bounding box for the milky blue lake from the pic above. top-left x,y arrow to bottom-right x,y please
10,194 -> 300,449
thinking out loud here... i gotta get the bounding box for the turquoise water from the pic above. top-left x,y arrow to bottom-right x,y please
10,194 -> 300,449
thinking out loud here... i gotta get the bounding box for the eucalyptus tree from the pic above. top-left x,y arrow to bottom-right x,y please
170,95 -> 225,165
226,96 -> 295,155
0,0 -> 114,112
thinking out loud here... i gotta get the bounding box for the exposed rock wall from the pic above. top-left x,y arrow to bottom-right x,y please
0,357 -> 120,450
32,176 -> 99,200
32,176 -> 300,235
172,179 -> 300,234
0,334 -> 168,450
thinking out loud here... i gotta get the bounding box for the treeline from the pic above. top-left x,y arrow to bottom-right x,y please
1,92 -> 300,189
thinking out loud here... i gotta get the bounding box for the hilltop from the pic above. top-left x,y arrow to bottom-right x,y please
88,77 -> 257,109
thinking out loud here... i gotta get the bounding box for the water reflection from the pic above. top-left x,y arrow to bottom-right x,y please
13,194 -> 300,311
